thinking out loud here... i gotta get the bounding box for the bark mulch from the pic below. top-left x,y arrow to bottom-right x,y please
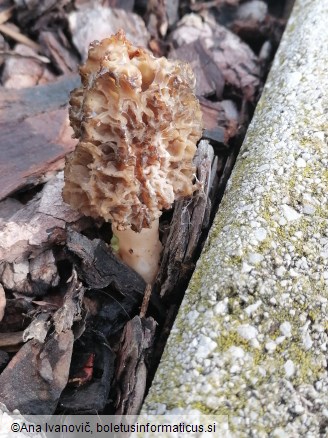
0,0 -> 291,415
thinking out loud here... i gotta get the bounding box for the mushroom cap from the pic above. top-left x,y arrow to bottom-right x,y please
63,30 -> 203,232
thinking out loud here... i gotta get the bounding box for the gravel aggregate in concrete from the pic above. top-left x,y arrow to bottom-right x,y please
144,0 -> 328,436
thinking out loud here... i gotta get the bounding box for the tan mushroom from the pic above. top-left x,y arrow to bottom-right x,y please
63,30 -> 203,283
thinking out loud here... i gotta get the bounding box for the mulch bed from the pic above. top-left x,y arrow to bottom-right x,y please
0,0 -> 292,415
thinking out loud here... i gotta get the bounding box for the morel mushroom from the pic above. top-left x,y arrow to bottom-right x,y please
63,30 -> 203,283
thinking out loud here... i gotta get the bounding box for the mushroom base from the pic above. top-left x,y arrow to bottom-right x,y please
113,219 -> 162,284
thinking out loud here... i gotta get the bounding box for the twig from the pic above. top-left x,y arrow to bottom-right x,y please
0,50 -> 50,63
191,0 -> 239,12
0,23 -> 40,51
140,284 -> 152,318
0,6 -> 14,25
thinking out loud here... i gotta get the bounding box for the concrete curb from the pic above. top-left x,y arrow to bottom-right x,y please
144,0 -> 328,436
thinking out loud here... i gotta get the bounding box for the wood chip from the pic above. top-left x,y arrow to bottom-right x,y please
115,316 -> 156,416
1,250 -> 60,297
231,11 -> 285,50
0,298 -> 34,333
68,6 -> 150,60
199,98 -> 239,142
0,350 -> 9,369
0,49 -> 50,63
0,330 -> 74,414
0,71 -> 79,121
66,230 -> 162,336
0,270 -> 85,413
0,23 -> 40,51
58,333 -> 116,413
191,0 -> 239,12
146,0 -> 173,39
13,0 -> 64,27
22,312 -> 51,344
0,331 -> 24,349
0,284 -> 5,322
39,30 -> 78,74
184,140 -> 214,261
0,74 -> 80,200
53,270 -> 84,334
29,250 -> 59,290
170,39 -> 224,98
0,6 -> 14,25
0,32 -> 9,67
156,140 -> 214,300
170,13 -> 261,102
2,43 -> 53,89
67,230 -> 146,293
0,173 -> 82,270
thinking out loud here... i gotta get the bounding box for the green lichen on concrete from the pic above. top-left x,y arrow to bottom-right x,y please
323,169 -> 328,183
190,402 -> 217,415
216,331 -> 252,353
288,344 -> 325,385
316,205 -> 328,219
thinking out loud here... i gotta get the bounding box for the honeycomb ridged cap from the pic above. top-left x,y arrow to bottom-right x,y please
63,30 -> 203,232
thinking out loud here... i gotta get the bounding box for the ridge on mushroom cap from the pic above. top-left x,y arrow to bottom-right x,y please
63,30 -> 203,232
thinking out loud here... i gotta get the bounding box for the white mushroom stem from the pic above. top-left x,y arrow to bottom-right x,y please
113,219 -> 162,284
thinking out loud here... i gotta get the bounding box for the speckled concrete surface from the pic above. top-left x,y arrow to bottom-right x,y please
144,0 -> 328,436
